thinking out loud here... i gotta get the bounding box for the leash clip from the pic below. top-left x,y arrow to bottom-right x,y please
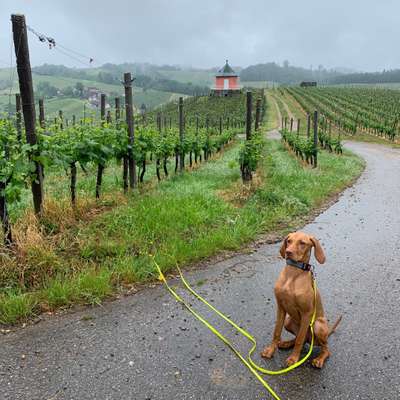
310,264 -> 316,280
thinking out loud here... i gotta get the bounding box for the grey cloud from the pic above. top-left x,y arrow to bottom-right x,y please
0,0 -> 399,71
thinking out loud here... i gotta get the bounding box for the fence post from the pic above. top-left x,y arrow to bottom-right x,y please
15,93 -> 22,141
11,13 -> 43,215
255,98 -> 261,131
313,110 -> 318,168
284,117 -> 287,130
179,97 -> 185,172
124,73 -> 136,188
241,91 -> 253,182
297,119 -> 300,136
59,110 -> 63,130
100,94 -> 106,123
115,97 -> 120,121
290,118 -> 293,132
307,113 -> 311,138
38,98 -> 45,129
246,91 -> 252,140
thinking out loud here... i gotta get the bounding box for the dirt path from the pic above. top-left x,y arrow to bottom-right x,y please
1,140 -> 399,400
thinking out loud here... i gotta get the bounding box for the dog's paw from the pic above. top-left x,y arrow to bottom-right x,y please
261,345 -> 276,359
286,353 -> 299,366
311,357 -> 325,369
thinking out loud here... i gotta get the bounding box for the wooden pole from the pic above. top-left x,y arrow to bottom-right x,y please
38,98 -> 45,129
290,118 -> 293,132
100,94 -> 106,123
59,110 -> 63,130
115,97 -> 120,121
307,113 -> 311,138
0,181 -> 12,246
255,98 -> 261,131
11,14 -> 43,215
124,72 -> 136,188
179,97 -> 184,172
15,93 -> 22,140
246,91 -> 252,140
297,119 -> 300,136
313,110 -> 318,168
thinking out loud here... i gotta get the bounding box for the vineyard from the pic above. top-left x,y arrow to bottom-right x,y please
1,90 -> 265,244
285,86 -> 400,141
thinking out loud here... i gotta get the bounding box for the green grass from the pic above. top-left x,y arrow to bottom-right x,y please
0,133 -> 364,325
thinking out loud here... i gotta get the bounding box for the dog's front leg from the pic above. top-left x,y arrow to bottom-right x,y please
261,304 -> 286,359
286,311 -> 312,366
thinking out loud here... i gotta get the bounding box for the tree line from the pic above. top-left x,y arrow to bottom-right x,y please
32,63 -> 210,96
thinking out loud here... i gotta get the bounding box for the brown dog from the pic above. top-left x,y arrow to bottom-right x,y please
261,231 -> 342,368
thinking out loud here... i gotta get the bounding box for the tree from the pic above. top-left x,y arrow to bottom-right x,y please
75,82 -> 84,97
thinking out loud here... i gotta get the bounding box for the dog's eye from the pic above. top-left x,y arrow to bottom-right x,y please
299,241 -> 306,245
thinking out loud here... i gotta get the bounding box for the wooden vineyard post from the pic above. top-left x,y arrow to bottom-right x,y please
219,116 -> 222,135
281,116 -> 284,130
38,98 -> 45,129
284,117 -> 287,130
246,91 -> 252,140
313,110 -> 318,168
95,94 -> 107,199
11,14 -> 43,216
297,119 -> 300,136
124,72 -> 136,189
307,113 -> 311,138
290,118 -> 293,132
255,98 -> 261,131
15,93 -> 22,141
156,113 -> 162,181
115,97 -> 120,121
179,97 -> 185,172
72,115 -> 76,126
241,91 -> 253,182
59,110 -> 63,130
100,94 -> 106,122
0,181 -> 12,247
106,110 -> 112,124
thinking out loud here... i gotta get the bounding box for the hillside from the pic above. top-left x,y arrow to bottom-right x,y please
0,67 -> 185,119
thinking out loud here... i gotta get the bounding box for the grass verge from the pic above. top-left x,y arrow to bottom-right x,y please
0,138 -> 364,325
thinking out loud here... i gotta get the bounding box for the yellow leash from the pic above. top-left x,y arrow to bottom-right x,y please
154,260 -> 317,400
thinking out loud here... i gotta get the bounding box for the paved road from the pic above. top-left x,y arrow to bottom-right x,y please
1,140 -> 400,400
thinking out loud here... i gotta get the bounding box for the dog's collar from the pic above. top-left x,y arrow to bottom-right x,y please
286,258 -> 312,272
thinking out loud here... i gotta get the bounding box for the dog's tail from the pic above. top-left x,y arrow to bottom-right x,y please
328,315 -> 342,337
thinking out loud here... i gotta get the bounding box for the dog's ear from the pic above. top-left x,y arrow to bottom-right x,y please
310,236 -> 326,264
279,236 -> 288,258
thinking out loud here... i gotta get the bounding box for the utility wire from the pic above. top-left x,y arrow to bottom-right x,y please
26,24 -> 98,67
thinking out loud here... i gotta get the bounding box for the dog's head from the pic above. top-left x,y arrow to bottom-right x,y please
279,231 -> 326,264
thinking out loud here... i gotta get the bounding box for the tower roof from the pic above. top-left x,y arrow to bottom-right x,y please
216,60 -> 237,76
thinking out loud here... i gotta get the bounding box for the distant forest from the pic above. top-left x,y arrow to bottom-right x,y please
32,63 -> 210,96
239,61 -> 343,84
329,69 -> 400,84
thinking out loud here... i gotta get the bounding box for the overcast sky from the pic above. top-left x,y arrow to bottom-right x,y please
0,0 -> 398,72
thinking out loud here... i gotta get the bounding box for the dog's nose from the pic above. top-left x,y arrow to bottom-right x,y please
285,250 -> 293,258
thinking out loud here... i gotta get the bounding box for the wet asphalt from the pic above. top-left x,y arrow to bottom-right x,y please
1,139 -> 400,400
